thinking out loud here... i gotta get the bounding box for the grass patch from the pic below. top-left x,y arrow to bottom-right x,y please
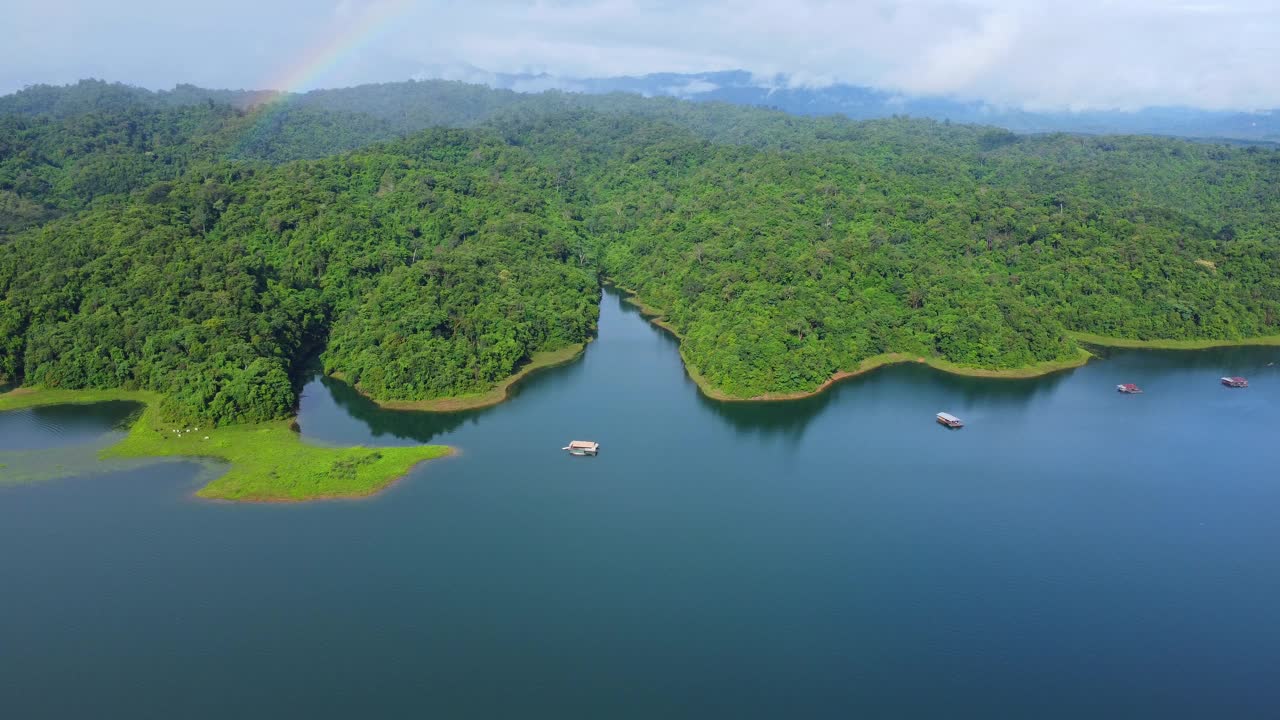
348,342 -> 588,412
0,387 -> 450,501
1069,331 -> 1280,350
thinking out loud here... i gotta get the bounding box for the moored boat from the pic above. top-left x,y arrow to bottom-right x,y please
936,412 -> 964,429
1116,383 -> 1142,394
1221,376 -> 1249,388
563,440 -> 600,456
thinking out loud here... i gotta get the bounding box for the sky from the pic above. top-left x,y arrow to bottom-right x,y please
2,0 -> 1278,111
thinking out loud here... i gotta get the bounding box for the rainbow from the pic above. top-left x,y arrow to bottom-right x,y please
235,0 -> 411,154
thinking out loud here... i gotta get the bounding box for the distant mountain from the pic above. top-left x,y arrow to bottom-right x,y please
6,73 -> 1278,145
0,79 -> 268,117
454,68 -> 1280,144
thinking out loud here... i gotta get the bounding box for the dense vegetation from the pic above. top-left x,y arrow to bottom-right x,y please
533,114 -> 1280,394
2,80 -> 1278,420
1,117 -> 598,424
0,97 -> 404,234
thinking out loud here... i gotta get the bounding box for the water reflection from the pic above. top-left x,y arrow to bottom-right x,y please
296,288 -> 1280,450
0,400 -> 158,485
697,360 -> 1082,441
0,400 -> 143,451
610,290 -> 833,441
1086,344 -> 1280,374
8,296 -> 1280,720
299,339 -> 594,446
309,374 -> 478,444
693,382 -> 836,441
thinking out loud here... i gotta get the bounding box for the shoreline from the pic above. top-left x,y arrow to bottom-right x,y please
611,283 -> 1280,403
609,281 -> 1094,402
0,387 -> 451,502
685,349 -> 1097,403
1068,331 -> 1280,350
333,341 -> 589,412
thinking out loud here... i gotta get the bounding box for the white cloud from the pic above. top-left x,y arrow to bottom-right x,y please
2,0 -> 1279,110
509,75 -> 586,93
887,10 -> 1019,96
661,79 -> 719,97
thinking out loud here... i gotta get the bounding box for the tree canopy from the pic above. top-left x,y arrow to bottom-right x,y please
2,80 -> 1277,420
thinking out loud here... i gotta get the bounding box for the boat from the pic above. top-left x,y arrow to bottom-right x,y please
1116,383 -> 1143,394
563,440 -> 600,456
1221,376 -> 1249,388
936,412 -> 964,429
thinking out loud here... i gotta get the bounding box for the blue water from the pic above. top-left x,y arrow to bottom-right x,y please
0,400 -> 139,451
2,290 -> 1279,718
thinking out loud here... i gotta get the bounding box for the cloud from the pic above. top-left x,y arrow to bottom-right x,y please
661,79 -> 719,97
2,0 -> 1278,110
888,10 -> 1019,97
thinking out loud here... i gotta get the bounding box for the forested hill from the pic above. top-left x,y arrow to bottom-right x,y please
0,78 -> 840,150
509,112 -> 1280,395
0,126 -> 599,423
11,77 -> 1280,145
2,81 -> 1278,423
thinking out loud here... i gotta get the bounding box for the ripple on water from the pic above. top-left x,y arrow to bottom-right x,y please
0,400 -> 143,452
0,401 -> 222,487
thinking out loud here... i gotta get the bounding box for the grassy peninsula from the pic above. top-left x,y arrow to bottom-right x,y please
0,387 -> 450,501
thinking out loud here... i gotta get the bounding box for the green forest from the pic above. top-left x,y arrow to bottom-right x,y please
2,79 -> 1278,422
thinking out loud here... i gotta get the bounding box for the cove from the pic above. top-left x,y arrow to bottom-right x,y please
0,399 -> 140,451
2,288 -> 1280,718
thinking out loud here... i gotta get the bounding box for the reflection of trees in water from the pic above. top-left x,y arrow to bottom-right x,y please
0,401 -> 145,452
611,291 -> 650,320
1,400 -> 160,479
613,293 -> 828,442
694,382 -> 835,443
318,375 -> 480,444
1086,345 -> 1280,374
29,400 -> 144,430
615,284 -> 1069,439
945,367 -> 1073,408
315,288 -> 1280,448
315,346 -> 591,445
695,361 -> 1079,440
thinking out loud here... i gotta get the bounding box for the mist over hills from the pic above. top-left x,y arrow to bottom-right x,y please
462,68 -> 1280,143
4,71 -> 1278,145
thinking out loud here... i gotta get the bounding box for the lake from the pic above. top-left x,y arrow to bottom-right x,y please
3,289 -> 1279,719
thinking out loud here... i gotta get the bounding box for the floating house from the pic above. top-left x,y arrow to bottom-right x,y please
936,412 -> 964,429
563,440 -> 600,456
1221,376 -> 1249,388
1116,383 -> 1143,394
